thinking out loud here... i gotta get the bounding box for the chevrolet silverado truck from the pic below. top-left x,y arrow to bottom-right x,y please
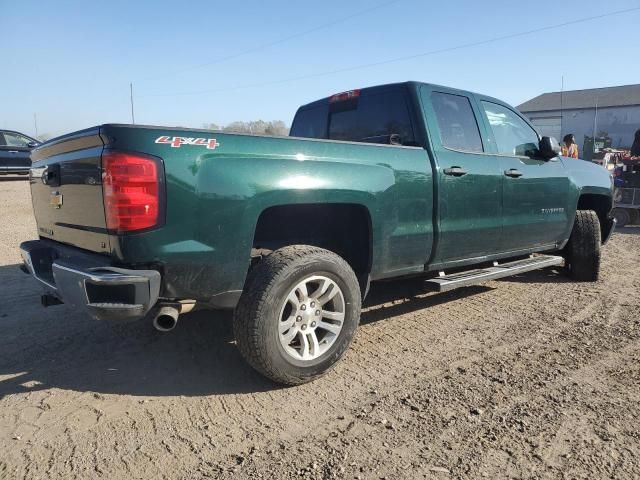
20,82 -> 615,385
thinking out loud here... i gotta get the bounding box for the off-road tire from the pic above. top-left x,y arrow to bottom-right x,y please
564,210 -> 601,281
233,245 -> 361,385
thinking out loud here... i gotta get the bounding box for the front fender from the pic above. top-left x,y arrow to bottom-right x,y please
561,157 -> 614,244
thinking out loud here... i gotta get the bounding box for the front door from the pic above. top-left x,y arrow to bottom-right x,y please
477,101 -> 570,252
421,87 -> 503,266
0,131 -> 33,172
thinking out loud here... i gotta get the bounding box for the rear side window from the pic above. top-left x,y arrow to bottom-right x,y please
290,104 -> 328,139
328,90 -> 415,146
481,101 -> 539,157
430,92 -> 483,152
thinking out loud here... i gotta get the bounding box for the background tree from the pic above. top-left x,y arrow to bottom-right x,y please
203,120 -> 289,136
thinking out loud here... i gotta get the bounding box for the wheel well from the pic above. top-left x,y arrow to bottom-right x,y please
577,194 -> 612,239
252,203 -> 372,278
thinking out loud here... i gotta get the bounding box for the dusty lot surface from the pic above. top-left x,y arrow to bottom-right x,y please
1,178 -> 639,480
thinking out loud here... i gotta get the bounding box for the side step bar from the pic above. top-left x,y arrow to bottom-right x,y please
425,255 -> 564,292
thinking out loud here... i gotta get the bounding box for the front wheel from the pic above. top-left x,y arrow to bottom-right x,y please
233,245 -> 361,385
564,210 -> 601,282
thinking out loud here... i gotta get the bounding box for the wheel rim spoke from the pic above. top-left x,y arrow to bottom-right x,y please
278,275 -> 347,362
279,315 -> 296,334
281,326 -> 299,344
295,281 -> 309,301
321,310 -> 344,322
299,332 -> 310,359
286,291 -> 300,309
308,331 -> 320,357
317,283 -> 339,305
317,320 -> 341,335
309,277 -> 330,300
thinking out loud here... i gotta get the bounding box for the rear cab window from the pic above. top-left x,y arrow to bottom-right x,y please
289,104 -> 328,139
290,86 -> 416,146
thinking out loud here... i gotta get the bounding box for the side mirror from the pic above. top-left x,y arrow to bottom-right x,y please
539,136 -> 560,160
27,141 -> 40,148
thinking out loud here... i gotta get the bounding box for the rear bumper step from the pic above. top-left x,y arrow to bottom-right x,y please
19,239 -> 160,321
425,255 -> 564,292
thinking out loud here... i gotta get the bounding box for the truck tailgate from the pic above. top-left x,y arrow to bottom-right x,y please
29,128 -> 110,254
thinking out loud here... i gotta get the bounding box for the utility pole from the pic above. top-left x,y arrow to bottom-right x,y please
33,112 -> 39,138
560,76 -> 564,138
130,82 -> 135,124
592,98 -> 598,142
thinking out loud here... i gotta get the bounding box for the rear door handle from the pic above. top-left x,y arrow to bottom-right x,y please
8,150 -> 19,154
443,166 -> 468,177
504,169 -> 523,178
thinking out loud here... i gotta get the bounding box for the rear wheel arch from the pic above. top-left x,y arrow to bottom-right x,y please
250,203 -> 373,296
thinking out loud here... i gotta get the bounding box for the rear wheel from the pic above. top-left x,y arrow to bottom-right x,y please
564,210 -> 601,282
233,245 -> 361,385
612,208 -> 630,228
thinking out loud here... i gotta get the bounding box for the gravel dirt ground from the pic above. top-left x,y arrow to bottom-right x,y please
1,177 -> 639,480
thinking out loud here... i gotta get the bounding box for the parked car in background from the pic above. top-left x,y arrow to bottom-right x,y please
0,130 -> 40,175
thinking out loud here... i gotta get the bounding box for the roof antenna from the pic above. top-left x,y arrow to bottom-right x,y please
130,82 -> 136,125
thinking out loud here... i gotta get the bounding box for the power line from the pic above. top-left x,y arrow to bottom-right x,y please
137,0 -> 403,83
140,6 -> 640,99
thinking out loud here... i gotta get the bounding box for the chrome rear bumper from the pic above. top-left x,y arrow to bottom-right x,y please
20,239 -> 160,321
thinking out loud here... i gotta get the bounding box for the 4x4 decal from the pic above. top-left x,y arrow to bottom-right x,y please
155,136 -> 220,150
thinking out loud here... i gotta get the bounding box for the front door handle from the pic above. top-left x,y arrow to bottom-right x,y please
504,168 -> 523,178
443,166 -> 468,177
8,150 -> 19,154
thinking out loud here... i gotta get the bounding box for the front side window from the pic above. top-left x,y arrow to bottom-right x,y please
328,90 -> 415,146
481,102 -> 538,157
3,132 -> 32,147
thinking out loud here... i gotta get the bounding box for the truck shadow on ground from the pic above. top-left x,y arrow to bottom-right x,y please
0,264 -> 556,398
0,176 -> 29,182
616,226 -> 640,235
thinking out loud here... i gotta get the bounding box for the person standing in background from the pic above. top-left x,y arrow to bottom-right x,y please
561,134 -> 579,158
631,129 -> 640,157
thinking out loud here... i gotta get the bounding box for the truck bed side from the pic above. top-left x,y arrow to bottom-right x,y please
99,124 -> 434,305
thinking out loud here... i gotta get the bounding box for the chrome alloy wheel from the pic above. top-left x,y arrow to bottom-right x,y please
278,275 -> 345,361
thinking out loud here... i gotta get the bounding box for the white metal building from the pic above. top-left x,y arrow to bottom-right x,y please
517,84 -> 640,148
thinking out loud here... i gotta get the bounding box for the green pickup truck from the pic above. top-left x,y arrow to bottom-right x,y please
20,81 -> 614,385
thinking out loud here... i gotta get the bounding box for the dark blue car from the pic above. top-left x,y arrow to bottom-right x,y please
0,130 -> 40,175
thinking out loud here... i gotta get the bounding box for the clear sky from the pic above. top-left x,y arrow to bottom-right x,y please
2,0 -> 639,139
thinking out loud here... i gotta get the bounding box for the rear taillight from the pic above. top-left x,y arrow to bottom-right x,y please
102,151 -> 162,232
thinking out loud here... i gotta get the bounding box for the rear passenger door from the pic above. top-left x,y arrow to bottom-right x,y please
421,86 -> 503,266
477,101 -> 570,252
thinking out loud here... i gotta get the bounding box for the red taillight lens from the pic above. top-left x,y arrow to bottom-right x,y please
102,151 -> 162,232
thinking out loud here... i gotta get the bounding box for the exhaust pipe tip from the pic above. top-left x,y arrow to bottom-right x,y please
153,305 -> 180,332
